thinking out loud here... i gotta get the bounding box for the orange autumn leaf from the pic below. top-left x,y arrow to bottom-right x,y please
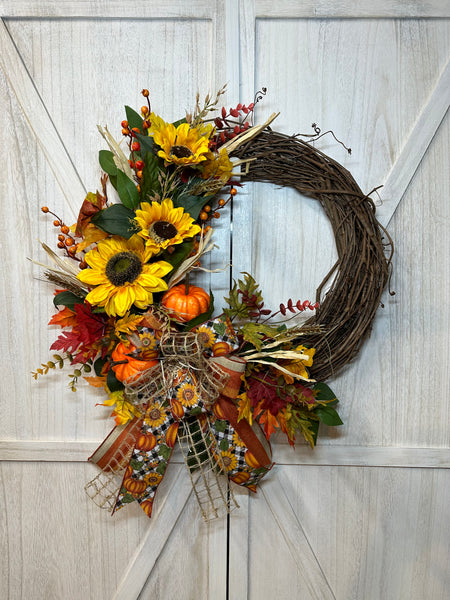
257,409 -> 280,439
48,307 -> 77,328
76,222 -> 109,251
84,375 -> 107,388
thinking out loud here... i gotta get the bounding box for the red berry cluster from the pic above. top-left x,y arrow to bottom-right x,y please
279,299 -> 319,316
210,103 -> 255,150
238,288 -> 271,319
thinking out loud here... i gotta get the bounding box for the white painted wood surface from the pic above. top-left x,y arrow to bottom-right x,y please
0,1 -> 449,599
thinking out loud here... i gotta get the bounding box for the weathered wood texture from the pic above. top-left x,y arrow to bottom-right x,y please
0,1 -> 449,599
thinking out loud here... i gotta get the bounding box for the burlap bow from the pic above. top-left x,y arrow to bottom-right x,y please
86,317 -> 273,519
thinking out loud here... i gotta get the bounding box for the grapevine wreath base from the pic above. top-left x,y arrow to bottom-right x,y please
34,89 -> 393,520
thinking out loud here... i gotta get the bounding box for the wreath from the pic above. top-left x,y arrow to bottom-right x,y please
33,87 -> 393,520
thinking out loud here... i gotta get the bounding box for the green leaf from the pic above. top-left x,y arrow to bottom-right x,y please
93,357 -> 107,377
140,151 -> 162,200
219,438 -> 229,451
308,419 -> 319,446
313,382 -> 338,402
158,444 -> 172,460
185,291 -> 215,330
172,117 -> 187,127
135,133 -> 154,157
53,291 -> 86,311
129,459 -> 143,471
156,462 -> 168,475
91,203 -> 138,238
98,150 -> 118,176
117,170 -> 140,210
121,493 -> 136,504
125,105 -> 144,131
241,322 -> 281,352
106,368 -> 124,393
314,405 -> 343,426
173,194 -> 207,221
158,240 -> 194,274
213,419 -> 227,433
189,406 -> 203,416
213,321 -> 226,337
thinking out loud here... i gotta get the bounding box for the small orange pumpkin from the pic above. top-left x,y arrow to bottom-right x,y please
135,433 -> 157,452
212,341 -> 232,357
111,342 -> 158,382
123,478 -> 147,495
165,422 -> 179,448
161,283 -> 210,323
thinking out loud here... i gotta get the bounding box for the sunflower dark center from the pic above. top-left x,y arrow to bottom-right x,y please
149,220 -> 178,243
170,145 -> 193,159
105,251 -> 143,286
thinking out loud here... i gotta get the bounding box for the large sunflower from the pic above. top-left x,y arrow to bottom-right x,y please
135,197 -> 201,252
152,121 -> 211,167
77,235 -> 172,317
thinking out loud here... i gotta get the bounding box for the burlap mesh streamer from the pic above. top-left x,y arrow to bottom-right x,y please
84,418 -> 142,510
177,415 -> 239,520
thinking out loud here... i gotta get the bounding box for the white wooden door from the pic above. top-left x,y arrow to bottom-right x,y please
1,2 -> 449,599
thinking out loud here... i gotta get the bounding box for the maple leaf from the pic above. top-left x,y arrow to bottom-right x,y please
48,306 -> 77,329
256,408 -> 280,439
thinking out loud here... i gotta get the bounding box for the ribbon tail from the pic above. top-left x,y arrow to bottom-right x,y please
112,414 -> 180,518
217,395 -> 272,469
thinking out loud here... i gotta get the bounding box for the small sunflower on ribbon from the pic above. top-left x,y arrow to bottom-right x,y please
32,88 -> 342,520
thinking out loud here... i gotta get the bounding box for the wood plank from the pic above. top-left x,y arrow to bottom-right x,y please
113,466 -> 194,600
254,0 -> 450,18
0,18 -> 85,219
377,59 -> 450,227
0,0 -> 216,18
260,470 -> 336,600
1,440 -> 449,468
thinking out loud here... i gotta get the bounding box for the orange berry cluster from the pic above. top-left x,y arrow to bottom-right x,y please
41,207 -> 78,258
199,187 -> 237,222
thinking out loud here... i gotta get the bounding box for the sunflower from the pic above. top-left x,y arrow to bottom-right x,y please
144,402 -> 168,429
135,197 -> 201,252
177,382 -> 199,408
77,235 -> 172,317
196,324 -> 216,348
152,121 -> 212,167
143,472 -> 163,488
201,148 -> 233,182
220,449 -> 238,472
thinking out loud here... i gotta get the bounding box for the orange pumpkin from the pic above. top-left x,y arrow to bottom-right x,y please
244,449 -> 262,469
135,433 -> 157,452
165,422 -> 179,448
161,284 -> 210,323
212,341 -> 232,357
140,499 -> 154,517
111,342 -> 158,382
170,398 -> 185,420
123,478 -> 147,495
230,471 -> 251,485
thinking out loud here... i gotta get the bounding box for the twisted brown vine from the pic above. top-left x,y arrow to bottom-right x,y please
232,130 -> 394,381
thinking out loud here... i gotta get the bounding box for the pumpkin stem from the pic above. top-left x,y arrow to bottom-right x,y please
184,273 -> 190,295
